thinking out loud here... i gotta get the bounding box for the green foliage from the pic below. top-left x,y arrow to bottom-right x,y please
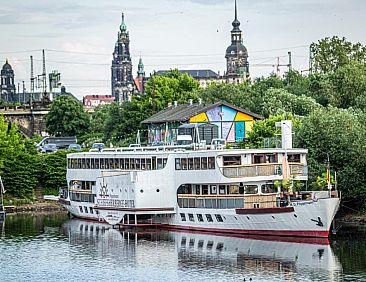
238,113 -> 302,148
45,95 -> 90,137
295,107 -> 366,200
39,150 -> 68,195
311,36 -> 366,73
0,116 -> 39,197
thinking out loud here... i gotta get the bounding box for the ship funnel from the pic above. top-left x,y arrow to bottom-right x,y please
275,120 -> 292,149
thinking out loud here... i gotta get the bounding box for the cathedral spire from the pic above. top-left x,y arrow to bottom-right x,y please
232,0 -> 241,31
120,12 -> 127,32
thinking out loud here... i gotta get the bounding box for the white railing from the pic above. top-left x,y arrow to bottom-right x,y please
222,163 -> 308,178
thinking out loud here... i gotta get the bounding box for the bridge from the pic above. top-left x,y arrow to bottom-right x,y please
0,107 -> 49,138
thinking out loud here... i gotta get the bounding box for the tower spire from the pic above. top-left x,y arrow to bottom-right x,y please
235,0 -> 237,21
120,12 -> 127,31
232,0 -> 241,31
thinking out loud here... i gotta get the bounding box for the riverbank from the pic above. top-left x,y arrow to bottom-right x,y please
337,212 -> 366,225
4,201 -> 66,214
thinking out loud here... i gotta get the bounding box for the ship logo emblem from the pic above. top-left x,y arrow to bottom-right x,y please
99,178 -> 109,198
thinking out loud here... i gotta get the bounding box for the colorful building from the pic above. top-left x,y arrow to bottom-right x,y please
141,101 -> 263,145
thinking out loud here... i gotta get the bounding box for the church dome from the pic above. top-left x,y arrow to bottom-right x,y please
2,59 -> 13,71
225,44 -> 248,58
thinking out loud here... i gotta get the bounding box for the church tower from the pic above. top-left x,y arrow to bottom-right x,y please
134,57 -> 146,93
225,0 -> 249,81
111,13 -> 135,102
0,59 -> 16,102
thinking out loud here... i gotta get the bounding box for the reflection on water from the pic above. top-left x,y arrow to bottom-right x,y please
0,214 -> 365,281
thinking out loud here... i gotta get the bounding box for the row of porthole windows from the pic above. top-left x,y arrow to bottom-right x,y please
180,213 -> 224,223
79,206 -> 99,215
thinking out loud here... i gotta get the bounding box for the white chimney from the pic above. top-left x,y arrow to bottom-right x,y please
174,101 -> 178,107
189,99 -> 193,105
198,98 -> 202,105
275,120 -> 292,149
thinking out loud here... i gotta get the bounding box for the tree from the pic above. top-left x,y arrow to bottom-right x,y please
45,96 -> 90,137
0,116 -> 39,197
100,70 -> 200,144
261,88 -> 321,117
311,36 -> 366,73
295,107 -> 366,204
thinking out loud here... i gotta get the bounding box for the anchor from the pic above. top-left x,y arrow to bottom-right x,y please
311,216 -> 324,227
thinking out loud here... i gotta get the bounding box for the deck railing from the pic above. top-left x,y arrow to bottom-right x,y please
221,163 -> 308,178
222,164 -> 282,178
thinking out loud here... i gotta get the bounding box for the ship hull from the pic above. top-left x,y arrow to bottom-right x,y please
62,197 -> 340,238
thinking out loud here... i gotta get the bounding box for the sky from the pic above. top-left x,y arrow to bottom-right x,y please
0,0 -> 365,99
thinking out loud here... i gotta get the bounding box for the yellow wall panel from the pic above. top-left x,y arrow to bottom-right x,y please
235,112 -> 254,121
245,121 -> 254,137
189,112 -> 208,123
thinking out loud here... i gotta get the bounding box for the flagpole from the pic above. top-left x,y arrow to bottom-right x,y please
327,153 -> 331,197
0,176 -> 4,211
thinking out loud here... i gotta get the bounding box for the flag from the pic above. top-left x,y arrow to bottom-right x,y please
326,163 -> 331,188
0,176 -> 5,194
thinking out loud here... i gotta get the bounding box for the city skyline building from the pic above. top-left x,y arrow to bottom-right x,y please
111,13 -> 136,102
0,59 -> 16,102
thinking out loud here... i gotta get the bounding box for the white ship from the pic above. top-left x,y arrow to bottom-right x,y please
59,121 -> 340,238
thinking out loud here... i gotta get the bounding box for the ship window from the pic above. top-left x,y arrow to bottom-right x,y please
205,214 -> 213,222
130,159 -> 135,169
125,159 -> 130,169
208,157 -> 215,169
215,214 -> 223,222
201,157 -> 208,169
89,207 -> 94,214
195,185 -> 201,195
90,158 -> 95,169
229,185 -> 239,194
197,214 -> 204,222
163,158 -> 167,168
188,158 -> 194,170
180,213 -> 186,221
114,158 -> 119,169
175,158 -> 181,170
288,154 -> 301,163
202,185 -> 209,195
120,158 -> 124,169
152,157 -> 156,170
77,158 -> 82,169
181,158 -> 187,170
253,203 -> 260,208
135,159 -> 141,170
194,157 -> 200,169
157,158 -> 163,169
84,206 -> 88,213
141,159 -> 146,170
223,156 -> 241,166
219,185 -> 226,195
146,158 -> 151,170
100,158 -> 105,169
261,183 -> 276,194
95,158 -> 100,169
79,206 -> 83,213
207,241 -> 214,249
188,213 -> 195,222
244,185 -> 258,194
210,185 -> 217,194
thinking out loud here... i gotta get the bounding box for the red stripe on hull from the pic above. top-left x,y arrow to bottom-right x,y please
163,224 -> 329,238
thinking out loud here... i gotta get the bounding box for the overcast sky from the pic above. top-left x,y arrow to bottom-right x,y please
0,0 -> 365,99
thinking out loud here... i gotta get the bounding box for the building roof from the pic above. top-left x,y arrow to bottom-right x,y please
155,69 -> 219,79
141,101 -> 263,124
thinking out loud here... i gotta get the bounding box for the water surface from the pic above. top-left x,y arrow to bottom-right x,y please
1,213 -> 365,281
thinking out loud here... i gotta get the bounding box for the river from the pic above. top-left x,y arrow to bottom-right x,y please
0,213 -> 365,281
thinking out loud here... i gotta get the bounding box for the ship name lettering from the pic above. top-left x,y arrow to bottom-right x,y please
97,199 -> 135,208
